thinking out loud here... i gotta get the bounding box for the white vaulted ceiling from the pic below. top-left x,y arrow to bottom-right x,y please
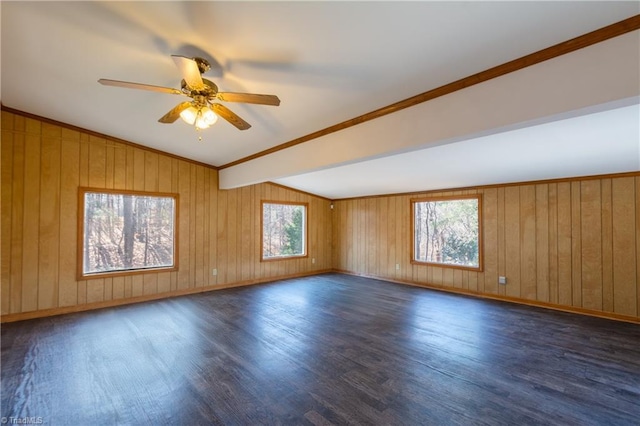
1,1 -> 639,199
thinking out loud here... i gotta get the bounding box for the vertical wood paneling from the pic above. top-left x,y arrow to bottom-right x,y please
556,182 -> 573,306
548,183 -> 559,305
133,149 -> 145,191
240,186 -> 252,281
378,197 -> 388,279
9,130 -> 25,314
178,160 -> 191,290
497,187 -> 506,296
144,152 -> 159,192
112,276 -> 125,300
143,273 -> 157,296
331,173 -> 640,321
208,170 -> 218,286
580,180 -> 603,311
226,186 -> 238,283
2,110 -> 639,322
504,187 -> 521,298
571,181 -> 582,307
131,275 -> 143,298
170,159 -> 179,291
520,185 -> 537,300
2,111 -> 333,320
195,166 -> 205,286
535,184 -> 549,302
22,120 -> 41,313
350,199 -> 357,274
113,144 -> 126,190
612,177 -> 637,316
203,169 -> 210,287
217,188 -> 228,285
367,198 -> 377,277
189,165 -> 197,286
483,188 -> 498,294
1,123 -> 14,315
399,196 -> 409,281
601,179 -> 613,312
105,144 -> 115,190
125,146 -> 135,191
38,132 -> 61,309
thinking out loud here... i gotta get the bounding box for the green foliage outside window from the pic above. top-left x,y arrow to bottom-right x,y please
262,202 -> 306,259
80,189 -> 177,277
413,196 -> 481,269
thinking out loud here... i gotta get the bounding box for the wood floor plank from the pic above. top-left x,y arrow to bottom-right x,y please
2,273 -> 639,425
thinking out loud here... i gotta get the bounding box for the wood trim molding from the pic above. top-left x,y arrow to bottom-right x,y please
332,171 -> 640,202
219,15 -> 640,171
335,270 -> 640,324
0,269 -> 333,323
1,105 -> 219,171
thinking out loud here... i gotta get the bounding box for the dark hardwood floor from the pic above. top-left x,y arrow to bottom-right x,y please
2,273 -> 639,425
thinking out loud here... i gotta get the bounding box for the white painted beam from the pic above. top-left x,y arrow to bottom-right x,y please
220,31 -> 640,190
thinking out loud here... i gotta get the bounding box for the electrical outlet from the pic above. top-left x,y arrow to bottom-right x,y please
396,263 -> 400,270
212,268 -> 218,276
312,258 -> 316,264
499,276 -> 507,285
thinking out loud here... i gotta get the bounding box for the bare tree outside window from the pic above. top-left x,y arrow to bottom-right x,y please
262,202 -> 307,260
412,195 -> 482,271
78,188 -> 178,279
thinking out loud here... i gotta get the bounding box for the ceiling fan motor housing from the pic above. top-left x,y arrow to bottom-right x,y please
194,57 -> 211,74
181,78 -> 218,99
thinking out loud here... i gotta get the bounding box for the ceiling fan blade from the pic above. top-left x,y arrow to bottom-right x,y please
216,92 -> 281,106
98,79 -> 182,95
158,101 -> 192,123
211,104 -> 251,130
172,55 -> 205,91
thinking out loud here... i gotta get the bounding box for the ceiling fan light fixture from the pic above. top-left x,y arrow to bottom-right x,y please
181,104 -> 218,129
180,106 -> 198,125
194,106 -> 217,129
201,106 -> 218,126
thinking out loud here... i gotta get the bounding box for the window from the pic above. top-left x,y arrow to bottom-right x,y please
78,188 -> 178,279
411,195 -> 482,271
261,201 -> 307,260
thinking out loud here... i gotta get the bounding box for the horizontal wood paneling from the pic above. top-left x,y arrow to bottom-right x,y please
1,110 -> 332,319
333,177 -> 640,320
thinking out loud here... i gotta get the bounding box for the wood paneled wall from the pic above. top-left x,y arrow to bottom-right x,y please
2,108 -> 638,322
333,179 -> 640,321
1,111 -> 332,319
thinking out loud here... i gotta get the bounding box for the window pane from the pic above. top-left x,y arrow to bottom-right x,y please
413,197 -> 480,269
262,202 -> 306,259
82,191 -> 176,275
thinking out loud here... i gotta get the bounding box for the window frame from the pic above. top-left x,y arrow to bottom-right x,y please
410,194 -> 483,272
260,200 -> 309,262
77,187 -> 179,280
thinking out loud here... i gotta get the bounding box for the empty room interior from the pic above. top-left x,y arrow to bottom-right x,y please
2,2 -> 640,425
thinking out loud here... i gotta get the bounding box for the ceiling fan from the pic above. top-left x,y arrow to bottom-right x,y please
98,55 -> 280,131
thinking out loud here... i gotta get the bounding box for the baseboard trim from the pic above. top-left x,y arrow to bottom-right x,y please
334,269 -> 640,324
0,269 -> 332,323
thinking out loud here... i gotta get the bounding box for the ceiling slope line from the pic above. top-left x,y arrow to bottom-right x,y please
265,181 -> 332,202
218,14 -> 640,170
331,171 -> 640,203
1,105 -> 220,171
